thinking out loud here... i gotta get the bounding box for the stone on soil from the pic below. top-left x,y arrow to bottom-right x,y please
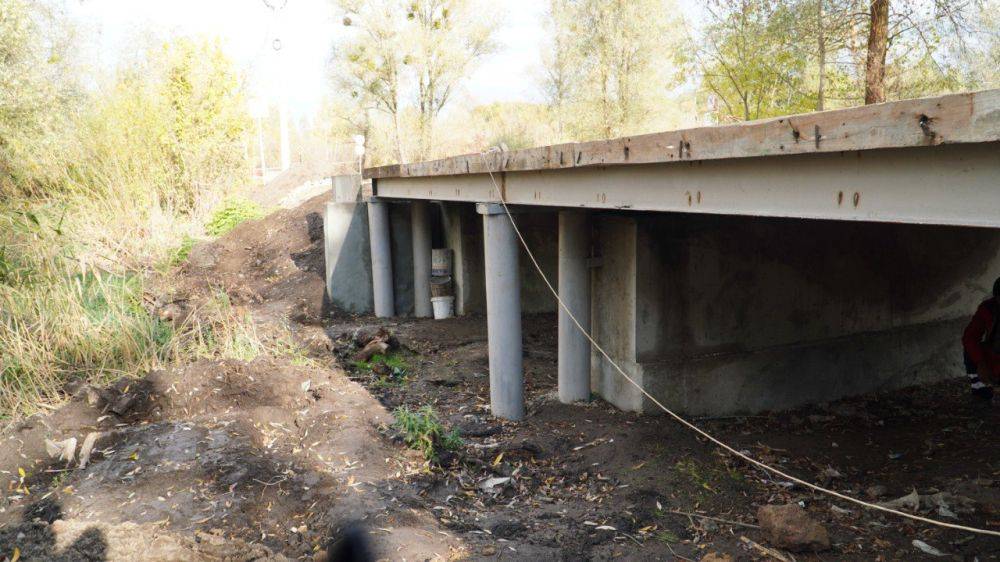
757,503 -> 830,552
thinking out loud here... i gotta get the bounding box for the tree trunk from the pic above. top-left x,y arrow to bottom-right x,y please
392,110 -> 405,164
864,0 -> 889,105
816,0 -> 826,111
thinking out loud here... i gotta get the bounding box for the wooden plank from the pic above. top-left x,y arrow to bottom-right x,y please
364,89 -> 1000,179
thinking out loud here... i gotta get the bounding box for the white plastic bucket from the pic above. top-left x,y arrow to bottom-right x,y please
431,295 -> 455,319
431,249 -> 453,277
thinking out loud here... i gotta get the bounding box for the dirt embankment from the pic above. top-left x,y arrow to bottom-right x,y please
1,192 -> 460,561
3,190 -> 1000,561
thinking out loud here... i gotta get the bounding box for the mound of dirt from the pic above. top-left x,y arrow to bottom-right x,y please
174,191 -> 331,325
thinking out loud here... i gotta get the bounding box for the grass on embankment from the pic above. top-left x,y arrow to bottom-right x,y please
0,196 -> 274,424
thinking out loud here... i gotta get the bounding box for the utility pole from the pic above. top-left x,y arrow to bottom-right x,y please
279,94 -> 291,171
266,0 -> 291,171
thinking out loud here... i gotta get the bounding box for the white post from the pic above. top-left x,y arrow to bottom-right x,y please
279,95 -> 291,171
367,198 -> 394,318
411,201 -> 433,318
558,210 -> 592,403
256,115 -> 267,178
478,203 -> 524,421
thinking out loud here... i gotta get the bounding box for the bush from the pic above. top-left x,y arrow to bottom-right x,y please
392,405 -> 463,461
204,198 -> 265,237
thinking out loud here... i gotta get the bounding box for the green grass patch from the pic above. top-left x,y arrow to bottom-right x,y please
392,405 -> 463,461
204,198 -> 265,237
354,352 -> 409,388
166,234 -> 198,267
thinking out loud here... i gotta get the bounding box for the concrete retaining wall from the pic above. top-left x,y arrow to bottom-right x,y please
324,176 -> 414,315
592,212 -> 1000,415
324,176 -> 373,313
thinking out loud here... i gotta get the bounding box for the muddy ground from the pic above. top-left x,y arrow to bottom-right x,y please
2,192 -> 999,561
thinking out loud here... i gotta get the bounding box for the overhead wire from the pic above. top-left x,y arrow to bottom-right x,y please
476,147 -> 1000,537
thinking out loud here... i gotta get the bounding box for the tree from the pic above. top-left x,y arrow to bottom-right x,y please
160,38 -> 249,207
539,0 -> 685,140
863,0 -> 890,103
0,0 -> 79,195
795,0 -> 861,110
698,0 -> 993,119
861,0 -> 986,104
698,0 -> 814,121
408,0 -> 499,161
539,0 -> 581,142
332,0 -> 499,163
335,0 -> 408,163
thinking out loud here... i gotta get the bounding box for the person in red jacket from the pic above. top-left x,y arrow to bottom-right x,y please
963,276 -> 1000,400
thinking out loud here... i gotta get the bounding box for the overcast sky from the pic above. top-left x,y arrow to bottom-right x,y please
68,0 -> 704,119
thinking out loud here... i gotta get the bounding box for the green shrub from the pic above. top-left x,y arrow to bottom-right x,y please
392,405 -> 463,461
204,198 -> 265,236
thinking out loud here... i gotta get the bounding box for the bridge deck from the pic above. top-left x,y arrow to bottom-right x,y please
366,90 -> 1000,228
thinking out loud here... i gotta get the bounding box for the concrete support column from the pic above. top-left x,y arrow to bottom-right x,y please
558,210 -> 591,403
478,203 -> 524,420
367,198 -> 394,317
411,201 -> 433,317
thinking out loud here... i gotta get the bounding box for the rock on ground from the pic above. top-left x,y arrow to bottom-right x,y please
757,503 -> 830,552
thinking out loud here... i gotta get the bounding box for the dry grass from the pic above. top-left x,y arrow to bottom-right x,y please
0,194 -> 278,423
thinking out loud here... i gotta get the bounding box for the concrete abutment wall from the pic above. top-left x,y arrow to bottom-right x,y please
591,212 -> 1000,415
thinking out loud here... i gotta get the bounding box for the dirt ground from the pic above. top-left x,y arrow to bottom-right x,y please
2,191 -> 999,561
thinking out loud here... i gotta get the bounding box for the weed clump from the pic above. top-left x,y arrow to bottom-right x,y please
392,405 -> 463,461
205,198 -> 265,237
354,353 -> 409,388
167,235 -> 198,267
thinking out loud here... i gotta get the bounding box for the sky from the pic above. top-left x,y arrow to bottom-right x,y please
67,0 -> 704,119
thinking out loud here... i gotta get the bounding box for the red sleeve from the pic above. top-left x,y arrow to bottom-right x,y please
963,303 -> 992,364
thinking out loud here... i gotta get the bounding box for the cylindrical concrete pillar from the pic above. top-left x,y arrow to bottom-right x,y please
558,210 -> 591,403
411,201 -> 433,318
367,199 -> 394,318
481,204 -> 524,420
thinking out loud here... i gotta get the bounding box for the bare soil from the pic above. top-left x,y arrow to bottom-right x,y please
2,191 -> 999,561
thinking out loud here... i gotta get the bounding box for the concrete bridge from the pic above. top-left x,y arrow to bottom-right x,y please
326,90 -> 1000,420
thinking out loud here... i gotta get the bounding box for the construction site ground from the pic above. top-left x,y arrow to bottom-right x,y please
2,193 -> 999,561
